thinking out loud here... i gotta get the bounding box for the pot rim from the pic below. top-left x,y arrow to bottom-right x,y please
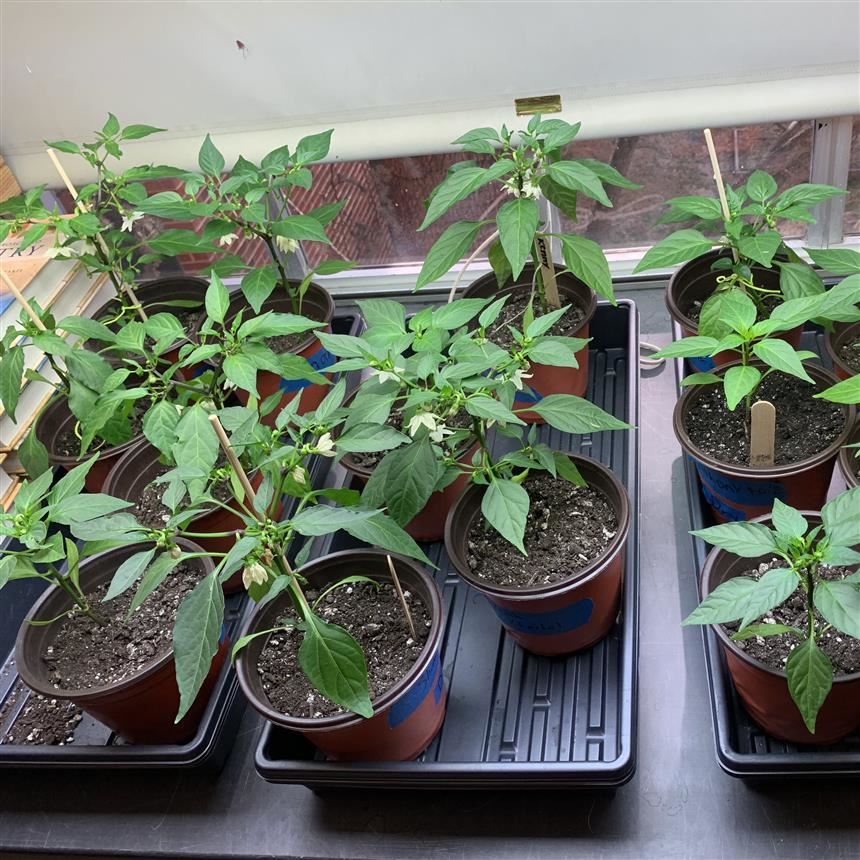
226,280 -> 335,358
837,421 -> 860,488
444,452 -> 630,600
673,359 -> 856,478
823,319 -> 860,380
463,263 -> 598,332
666,248 -> 783,333
14,538 -> 214,700
37,394 -> 147,467
235,549 -> 444,732
700,510 -> 860,684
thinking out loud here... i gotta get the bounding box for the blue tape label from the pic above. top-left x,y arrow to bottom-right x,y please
694,461 -> 786,506
492,597 -> 594,636
513,384 -> 543,405
279,346 -> 335,393
387,649 -> 441,729
689,355 -> 716,372
699,480 -> 746,521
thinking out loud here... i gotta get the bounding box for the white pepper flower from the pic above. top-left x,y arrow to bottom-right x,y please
291,465 -> 306,485
242,562 -> 268,590
275,235 -> 299,254
369,366 -> 405,384
45,246 -> 74,259
408,412 -> 439,437
315,432 -> 336,457
511,368 -> 534,391
219,232 -> 239,247
120,211 -> 144,232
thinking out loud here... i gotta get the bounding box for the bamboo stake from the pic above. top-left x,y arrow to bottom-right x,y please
447,229 -> 499,303
46,148 -> 149,322
703,129 -> 739,264
386,554 -> 417,639
0,267 -> 46,330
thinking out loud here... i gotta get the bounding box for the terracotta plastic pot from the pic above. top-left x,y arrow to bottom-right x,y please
701,512 -> 860,745
837,421 -> 860,489
88,277 -> 208,378
445,454 -> 630,656
667,250 -> 799,372
463,264 -> 596,419
35,395 -> 146,492
14,540 -> 226,744
824,320 -> 860,384
674,361 -> 854,522
228,283 -> 335,426
236,550 -> 446,761
102,439 -> 274,593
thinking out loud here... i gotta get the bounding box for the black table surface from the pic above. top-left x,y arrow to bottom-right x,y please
1,288 -> 858,860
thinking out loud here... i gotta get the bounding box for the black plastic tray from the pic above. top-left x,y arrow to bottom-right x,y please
0,312 -> 363,771
672,322 -> 860,779
254,300 -> 641,790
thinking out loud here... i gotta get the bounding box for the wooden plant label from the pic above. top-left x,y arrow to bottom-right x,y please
749,400 -> 776,467
534,235 -> 561,308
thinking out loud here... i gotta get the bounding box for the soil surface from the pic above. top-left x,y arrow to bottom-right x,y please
54,401 -> 147,458
837,336 -> 860,374
683,290 -> 781,325
685,371 -> 844,466
724,560 -> 860,675
0,679 -> 83,745
466,472 -> 618,588
257,579 -> 430,718
43,561 -> 204,690
487,293 -> 586,351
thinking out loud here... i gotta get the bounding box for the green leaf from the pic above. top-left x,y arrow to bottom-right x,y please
129,553 -> 180,614
820,487 -> 860,547
738,566 -> 799,630
558,234 -> 613,301
527,336 -> 587,367
770,498 -> 808,541
419,160 -> 515,230
553,452 -> 586,486
482,479 -> 529,554
272,215 -> 331,244
173,571 -> 225,722
48,454 -> 98,506
778,262 -> 825,300
815,374 -> 860,405
731,622 -> 801,641
223,353 -> 259,397
720,289 -> 758,334
19,426 -> 49,479
575,158 -> 640,190
682,576 -> 758,625
45,139 -> 80,154
295,129 -> 333,164
58,316 -> 117,343
814,580 -> 860,639
51,493 -> 131,525
102,113 -> 120,136
546,161 -> 611,207
205,272 -> 229,324
723,365 -> 761,411
745,170 -> 778,203
785,637 -> 833,734
752,339 -> 813,383
172,405 -> 219,497
356,298 -> 406,332
465,394 -> 525,426
240,266 -> 278,313
198,133 -> 225,176
652,336 -> 720,360
299,614 -> 372,717
341,512 -> 432,566
290,505 -> 378,537
374,436 -> 439,525
680,371 -> 723,386
691,521 -> 777,556
121,123 -> 165,140
147,229 -> 211,256
335,423 -> 409,454
776,183 -> 845,211
538,175 -> 578,220
632,230 -> 714,273
104,548 -> 156,602
805,247 -> 860,276
416,220 -> 483,290
0,347 -> 24,421
543,121 -> 581,151
737,231 -> 782,267
528,394 -> 629,433
142,401 -> 180,455
17,222 -> 49,252
663,195 -> 723,219
430,298 -> 488,330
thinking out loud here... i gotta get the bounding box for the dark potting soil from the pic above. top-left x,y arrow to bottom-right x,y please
723,560 -> 860,675
53,401 -> 148,458
0,679 -> 83,745
256,580 -> 431,719
487,293 -> 586,351
466,472 -> 618,588
683,291 -> 781,325
837,336 -> 860,374
43,561 -> 204,690
685,371 -> 844,466
265,332 -> 309,355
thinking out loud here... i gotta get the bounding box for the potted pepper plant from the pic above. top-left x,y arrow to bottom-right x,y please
685,490 -> 860,744
633,152 -> 846,372
414,116 -> 638,406
653,282 -> 858,520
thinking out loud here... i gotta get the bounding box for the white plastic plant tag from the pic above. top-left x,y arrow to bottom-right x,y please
749,400 -> 776,467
